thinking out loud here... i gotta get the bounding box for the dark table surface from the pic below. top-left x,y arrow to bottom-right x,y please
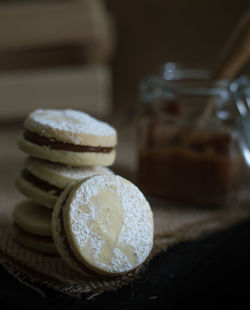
1,217 -> 250,310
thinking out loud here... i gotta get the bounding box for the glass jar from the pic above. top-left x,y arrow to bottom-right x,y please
136,63 -> 248,206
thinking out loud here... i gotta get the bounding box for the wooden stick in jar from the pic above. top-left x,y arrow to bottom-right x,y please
200,8 -> 250,122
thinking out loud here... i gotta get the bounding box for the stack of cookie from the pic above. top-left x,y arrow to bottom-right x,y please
14,109 -> 117,255
13,109 -> 154,277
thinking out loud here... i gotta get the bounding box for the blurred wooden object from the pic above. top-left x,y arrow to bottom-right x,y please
0,0 -> 114,121
0,65 -> 111,121
0,0 -> 114,63
0,46 -> 85,71
212,7 -> 250,79
200,7 -> 250,121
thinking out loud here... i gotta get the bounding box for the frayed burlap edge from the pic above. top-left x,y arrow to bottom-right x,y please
0,249 -> 151,299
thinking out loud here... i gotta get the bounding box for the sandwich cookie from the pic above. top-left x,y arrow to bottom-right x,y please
52,174 -> 154,277
16,157 -> 114,208
18,109 -> 117,166
13,200 -> 57,255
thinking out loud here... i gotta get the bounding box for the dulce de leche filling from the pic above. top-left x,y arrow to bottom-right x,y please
22,169 -> 63,196
23,130 -> 114,153
138,128 -> 241,205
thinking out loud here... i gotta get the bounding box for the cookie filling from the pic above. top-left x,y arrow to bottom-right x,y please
21,169 -> 63,196
23,130 -> 114,153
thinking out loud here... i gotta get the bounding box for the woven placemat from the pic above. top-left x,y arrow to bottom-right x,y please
1,127 -> 250,298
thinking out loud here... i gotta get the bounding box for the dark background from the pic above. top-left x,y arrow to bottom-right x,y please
106,0 -> 250,112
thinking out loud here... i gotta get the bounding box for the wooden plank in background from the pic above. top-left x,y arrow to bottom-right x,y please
0,46 -> 87,71
0,65 -> 111,120
0,0 -> 113,63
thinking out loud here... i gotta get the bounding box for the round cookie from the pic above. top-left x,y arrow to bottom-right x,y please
18,109 -> 117,166
13,200 -> 57,255
16,157 -> 114,208
52,174 -> 154,277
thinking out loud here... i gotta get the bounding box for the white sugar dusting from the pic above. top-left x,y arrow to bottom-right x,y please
99,247 -> 133,272
69,175 -> 154,274
27,109 -> 116,137
70,181 -> 103,262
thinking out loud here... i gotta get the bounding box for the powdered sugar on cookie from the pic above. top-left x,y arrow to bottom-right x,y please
27,109 -> 116,136
68,175 -> 154,274
24,109 -> 117,146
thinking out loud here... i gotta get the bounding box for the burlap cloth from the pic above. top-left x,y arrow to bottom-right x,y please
1,126 -> 250,299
